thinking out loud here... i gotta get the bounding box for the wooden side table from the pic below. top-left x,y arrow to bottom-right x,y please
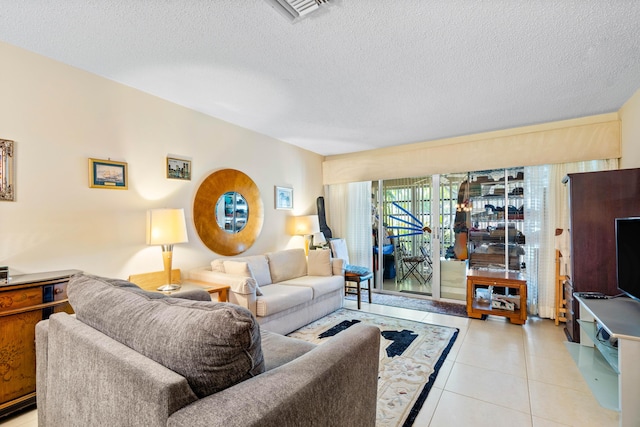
466,269 -> 527,325
128,270 -> 230,302
174,280 -> 230,303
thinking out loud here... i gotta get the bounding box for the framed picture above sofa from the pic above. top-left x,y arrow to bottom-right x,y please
275,186 -> 293,210
89,158 -> 128,190
166,156 -> 191,180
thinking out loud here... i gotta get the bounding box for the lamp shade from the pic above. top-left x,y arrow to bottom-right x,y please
313,232 -> 326,245
146,208 -> 189,245
291,215 -> 320,236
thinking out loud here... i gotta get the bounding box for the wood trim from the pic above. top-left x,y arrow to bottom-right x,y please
0,300 -> 70,317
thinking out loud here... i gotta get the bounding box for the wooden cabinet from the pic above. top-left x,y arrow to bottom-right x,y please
466,269 -> 527,325
0,270 -> 79,418
565,168 -> 640,342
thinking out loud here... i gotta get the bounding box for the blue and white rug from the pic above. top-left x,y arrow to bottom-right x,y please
288,308 -> 459,427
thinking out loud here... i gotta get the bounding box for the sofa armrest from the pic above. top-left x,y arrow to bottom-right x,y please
189,268 -> 257,294
35,320 -> 49,427
171,289 -> 212,301
167,323 -> 380,427
189,268 -> 258,314
40,313 -> 198,427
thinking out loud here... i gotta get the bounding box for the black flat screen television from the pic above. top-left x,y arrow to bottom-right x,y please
616,217 -> 640,302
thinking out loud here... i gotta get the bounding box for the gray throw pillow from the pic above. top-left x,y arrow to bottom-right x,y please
68,273 -> 264,398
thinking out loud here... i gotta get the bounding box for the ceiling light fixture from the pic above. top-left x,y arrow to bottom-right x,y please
267,0 -> 329,20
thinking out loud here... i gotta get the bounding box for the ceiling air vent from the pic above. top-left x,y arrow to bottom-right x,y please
268,0 -> 328,20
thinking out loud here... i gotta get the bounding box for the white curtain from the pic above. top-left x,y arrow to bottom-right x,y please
525,159 -> 618,318
325,182 -> 373,268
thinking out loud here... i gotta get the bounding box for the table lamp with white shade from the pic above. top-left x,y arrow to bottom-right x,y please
290,215 -> 320,255
312,231 -> 327,249
146,208 -> 189,292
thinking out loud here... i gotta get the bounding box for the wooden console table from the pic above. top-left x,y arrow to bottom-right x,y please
0,269 -> 80,418
466,269 -> 527,325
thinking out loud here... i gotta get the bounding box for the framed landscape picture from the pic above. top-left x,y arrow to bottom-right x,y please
275,186 -> 293,210
89,158 -> 128,189
167,156 -> 191,180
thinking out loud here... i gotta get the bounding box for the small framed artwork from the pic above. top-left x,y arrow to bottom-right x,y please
0,139 -> 15,201
275,186 -> 293,210
89,158 -> 128,189
167,156 -> 191,180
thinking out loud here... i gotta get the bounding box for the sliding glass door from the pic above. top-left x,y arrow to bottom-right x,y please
371,172 -> 478,302
372,168 -> 526,303
373,177 -> 437,297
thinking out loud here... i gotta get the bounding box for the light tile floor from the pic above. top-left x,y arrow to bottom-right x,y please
2,299 -> 620,427
343,299 -> 620,427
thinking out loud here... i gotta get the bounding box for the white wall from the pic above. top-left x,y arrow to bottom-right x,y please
620,89 -> 640,169
0,42 -> 324,279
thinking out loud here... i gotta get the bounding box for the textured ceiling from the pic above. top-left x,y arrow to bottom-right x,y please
0,1 -> 639,156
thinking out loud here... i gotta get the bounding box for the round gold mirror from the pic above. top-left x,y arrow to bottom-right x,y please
194,169 -> 263,255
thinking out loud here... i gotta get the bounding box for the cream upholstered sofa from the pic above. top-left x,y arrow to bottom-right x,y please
190,248 -> 344,335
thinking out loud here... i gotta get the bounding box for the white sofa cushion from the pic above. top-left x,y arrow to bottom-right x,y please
279,275 -> 344,299
223,261 -> 263,296
211,259 -> 225,273
212,255 -> 272,287
256,284 -> 313,317
307,250 -> 332,276
242,255 -> 272,287
267,249 -> 307,283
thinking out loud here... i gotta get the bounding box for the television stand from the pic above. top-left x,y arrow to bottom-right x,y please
568,295 -> 640,427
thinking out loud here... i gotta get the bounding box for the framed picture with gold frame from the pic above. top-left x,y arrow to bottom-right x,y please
166,156 -> 191,180
89,158 -> 128,189
0,139 -> 14,201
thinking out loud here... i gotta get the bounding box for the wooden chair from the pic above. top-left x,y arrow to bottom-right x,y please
555,250 -> 568,325
330,238 -> 373,309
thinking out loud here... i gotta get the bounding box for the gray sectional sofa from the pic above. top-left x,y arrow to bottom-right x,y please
36,273 -> 380,427
189,248 -> 345,334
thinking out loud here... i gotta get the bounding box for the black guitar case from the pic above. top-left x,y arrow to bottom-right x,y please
316,196 -> 333,238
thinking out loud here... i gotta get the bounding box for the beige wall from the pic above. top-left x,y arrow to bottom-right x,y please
0,42 -> 324,279
620,89 -> 640,169
2,40 -> 638,280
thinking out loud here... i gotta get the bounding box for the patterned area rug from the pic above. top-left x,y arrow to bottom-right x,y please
288,308 -> 459,427
344,292 -> 468,318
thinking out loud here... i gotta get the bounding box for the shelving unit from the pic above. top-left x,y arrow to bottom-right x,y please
217,191 -> 248,233
466,269 -> 527,324
467,169 -> 526,271
568,295 -> 640,426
